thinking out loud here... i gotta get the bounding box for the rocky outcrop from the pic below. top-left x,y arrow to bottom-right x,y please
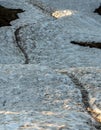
67,67 -> 101,123
0,0 -> 101,129
0,65 -> 99,130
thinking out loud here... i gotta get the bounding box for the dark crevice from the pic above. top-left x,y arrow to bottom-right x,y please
67,72 -> 101,130
31,3 -> 47,13
94,5 -> 101,15
28,2 -> 55,18
71,41 -> 101,49
14,26 -> 29,64
3,100 -> 6,107
67,73 -> 91,111
0,5 -> 24,27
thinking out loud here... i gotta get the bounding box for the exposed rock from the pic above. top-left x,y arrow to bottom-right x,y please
66,67 -> 101,123
0,64 -> 97,130
16,16 -> 101,68
0,0 -> 51,64
0,0 -> 101,129
0,27 -> 25,63
14,26 -> 29,64
27,0 -> 101,16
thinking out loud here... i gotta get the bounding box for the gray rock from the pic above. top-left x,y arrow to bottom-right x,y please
16,15 -> 101,68
0,0 -> 52,28
27,0 -> 101,17
0,65 -> 96,130
0,27 -> 24,63
0,0 -> 101,129
66,67 -> 101,123
0,0 -> 52,64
